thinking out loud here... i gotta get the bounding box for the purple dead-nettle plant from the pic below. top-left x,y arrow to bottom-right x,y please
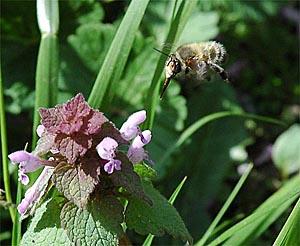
8,93 -> 154,218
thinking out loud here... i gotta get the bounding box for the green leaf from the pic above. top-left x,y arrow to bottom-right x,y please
134,163 -> 157,180
77,3 -> 104,25
141,1 -> 172,44
52,162 -> 98,208
68,22 -> 115,73
178,11 -> 220,44
125,180 -> 193,244
4,82 -> 33,114
273,124 -> 300,176
21,198 -> 71,246
58,44 -> 95,97
60,195 -> 124,246
111,152 -> 152,205
208,175 -> 300,245
142,176 -> 188,246
0,231 -> 11,241
274,197 -> 300,246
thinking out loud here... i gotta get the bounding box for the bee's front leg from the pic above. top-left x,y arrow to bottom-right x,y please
207,61 -> 229,82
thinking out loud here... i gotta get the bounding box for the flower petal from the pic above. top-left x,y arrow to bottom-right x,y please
9,150 -> 56,175
17,186 -> 37,214
17,166 -> 54,214
128,148 -> 145,164
104,161 -> 114,174
18,171 -> 30,185
120,110 -> 147,141
125,110 -> 146,126
127,130 -> 154,165
132,130 -> 152,149
96,137 -> 118,160
104,159 -> 121,174
36,124 -> 45,137
8,150 -> 31,163
114,159 -> 122,171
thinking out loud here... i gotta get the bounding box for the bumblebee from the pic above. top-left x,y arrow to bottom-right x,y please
156,41 -> 229,98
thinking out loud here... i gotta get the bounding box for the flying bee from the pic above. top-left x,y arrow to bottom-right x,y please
155,41 -> 229,98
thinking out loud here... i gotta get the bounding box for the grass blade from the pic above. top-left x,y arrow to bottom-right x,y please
88,0 -> 149,109
0,62 -> 15,222
208,175 -> 300,245
273,197 -> 300,246
32,35 -> 59,146
169,176 -> 187,205
32,0 -> 59,146
142,176 -> 188,246
30,0 -> 59,184
158,111 -> 286,166
11,182 -> 22,246
196,164 -> 253,246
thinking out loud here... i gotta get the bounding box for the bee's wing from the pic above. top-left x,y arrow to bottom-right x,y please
159,42 -> 183,54
161,43 -> 173,52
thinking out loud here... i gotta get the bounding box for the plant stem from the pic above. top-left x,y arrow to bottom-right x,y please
0,64 -> 15,222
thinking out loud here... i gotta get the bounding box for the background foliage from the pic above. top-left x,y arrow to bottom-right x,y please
1,0 -> 299,245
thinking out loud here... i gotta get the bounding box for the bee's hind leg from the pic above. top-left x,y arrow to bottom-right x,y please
208,61 -> 229,82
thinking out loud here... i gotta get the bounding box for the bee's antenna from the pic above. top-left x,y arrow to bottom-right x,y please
153,47 -> 169,57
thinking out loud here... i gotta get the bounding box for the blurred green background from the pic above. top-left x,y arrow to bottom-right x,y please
1,0 -> 299,245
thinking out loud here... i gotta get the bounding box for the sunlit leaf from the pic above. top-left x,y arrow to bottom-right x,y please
273,124 -> 300,176
21,198 -> 71,246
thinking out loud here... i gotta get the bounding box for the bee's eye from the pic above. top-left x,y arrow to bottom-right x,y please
173,60 -> 181,74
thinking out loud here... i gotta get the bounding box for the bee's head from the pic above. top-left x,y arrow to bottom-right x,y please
166,54 -> 181,79
153,47 -> 182,98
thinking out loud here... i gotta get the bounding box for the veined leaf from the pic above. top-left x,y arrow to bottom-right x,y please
126,180 -> 192,244
21,198 -> 71,246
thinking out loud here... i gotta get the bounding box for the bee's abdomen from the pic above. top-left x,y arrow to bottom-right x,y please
208,41 -> 227,64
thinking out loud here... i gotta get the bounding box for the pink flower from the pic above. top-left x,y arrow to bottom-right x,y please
96,137 -> 121,174
8,150 -> 55,185
120,110 -> 147,142
128,130 -> 154,165
17,166 -> 54,214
